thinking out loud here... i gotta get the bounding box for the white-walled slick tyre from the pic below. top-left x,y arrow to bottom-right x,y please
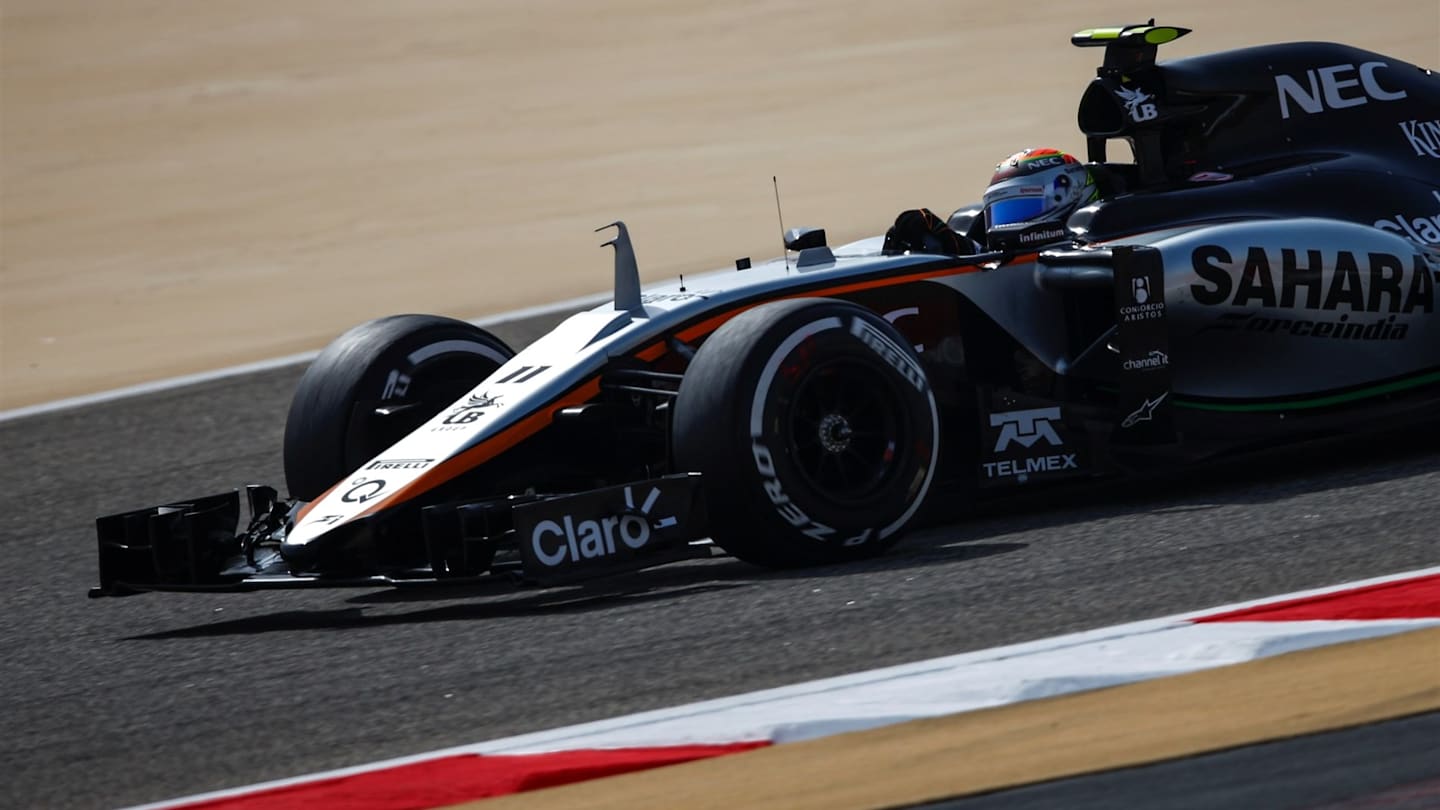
283,314 -> 513,501
673,299 -> 939,567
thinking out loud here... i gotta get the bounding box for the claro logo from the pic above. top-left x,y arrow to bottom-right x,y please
1274,61 -> 1407,119
530,513 -> 652,566
1375,190 -> 1440,246
529,485 -> 679,567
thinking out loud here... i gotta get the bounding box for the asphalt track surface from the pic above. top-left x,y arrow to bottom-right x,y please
4,311 -> 1439,810
921,711 -> 1440,810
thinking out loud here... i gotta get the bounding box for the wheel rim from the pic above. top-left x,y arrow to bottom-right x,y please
786,358 -> 906,502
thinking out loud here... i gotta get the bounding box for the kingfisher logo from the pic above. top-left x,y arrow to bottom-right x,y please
990,407 -> 1063,452
1399,119 -> 1440,158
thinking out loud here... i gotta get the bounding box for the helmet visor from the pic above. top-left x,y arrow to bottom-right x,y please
986,195 -> 1048,228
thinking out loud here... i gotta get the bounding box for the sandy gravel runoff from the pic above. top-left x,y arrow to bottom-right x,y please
2,1 -> 1437,409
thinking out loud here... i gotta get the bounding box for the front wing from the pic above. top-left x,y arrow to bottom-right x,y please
90,475 -> 712,597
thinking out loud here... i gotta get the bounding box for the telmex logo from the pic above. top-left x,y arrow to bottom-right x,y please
991,407 -> 1063,452
984,454 -> 1078,480
1190,246 -> 1434,314
1274,61 -> 1407,119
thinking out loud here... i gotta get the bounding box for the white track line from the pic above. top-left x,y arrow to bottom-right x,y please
0,292 -> 609,424
122,564 -> 1440,810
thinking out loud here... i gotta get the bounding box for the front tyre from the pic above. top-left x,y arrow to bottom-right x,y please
283,314 -> 514,501
673,299 -> 939,567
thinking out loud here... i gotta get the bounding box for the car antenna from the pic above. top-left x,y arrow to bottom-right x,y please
773,176 -> 790,272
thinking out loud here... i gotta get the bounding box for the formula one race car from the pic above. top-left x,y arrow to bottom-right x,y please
92,23 -> 1440,596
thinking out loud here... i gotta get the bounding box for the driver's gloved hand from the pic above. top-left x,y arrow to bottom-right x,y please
882,208 -> 980,255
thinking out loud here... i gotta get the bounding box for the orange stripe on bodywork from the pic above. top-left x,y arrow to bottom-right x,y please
635,341 -> 667,362
303,255 -> 1026,525
349,377 -> 604,519
295,482 -> 338,523
674,261 -> 989,343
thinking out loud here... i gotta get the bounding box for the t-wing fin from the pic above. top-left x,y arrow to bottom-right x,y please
597,221 -> 645,317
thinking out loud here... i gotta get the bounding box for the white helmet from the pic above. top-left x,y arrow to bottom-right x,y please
982,148 -> 1097,237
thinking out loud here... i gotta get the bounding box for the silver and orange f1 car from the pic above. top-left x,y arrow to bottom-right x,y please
92,23 -> 1440,596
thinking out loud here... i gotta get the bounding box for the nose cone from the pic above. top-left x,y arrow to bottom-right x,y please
280,518 -> 372,573
279,532 -> 322,571
280,513 -> 388,570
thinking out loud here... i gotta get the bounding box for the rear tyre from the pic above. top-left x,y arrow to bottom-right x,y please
672,299 -> 939,567
283,314 -> 513,501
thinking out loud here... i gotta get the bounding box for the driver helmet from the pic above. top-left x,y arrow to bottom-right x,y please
981,148 -> 1096,233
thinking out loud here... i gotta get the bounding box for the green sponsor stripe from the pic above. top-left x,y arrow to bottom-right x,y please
1175,370 -> 1440,413
1074,27 -> 1124,40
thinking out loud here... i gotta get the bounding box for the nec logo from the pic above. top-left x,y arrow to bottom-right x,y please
1274,61 -> 1407,119
990,407 -> 1063,452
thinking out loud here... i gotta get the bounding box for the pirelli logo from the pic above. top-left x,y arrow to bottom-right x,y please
366,458 -> 433,471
